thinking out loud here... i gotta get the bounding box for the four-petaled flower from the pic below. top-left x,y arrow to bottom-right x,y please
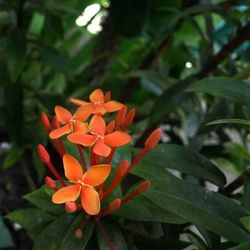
68,115 -> 131,157
52,154 -> 111,215
70,88 -> 123,115
49,106 -> 90,139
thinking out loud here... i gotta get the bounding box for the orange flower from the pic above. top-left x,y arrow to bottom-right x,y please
49,106 -> 90,139
68,115 -> 131,157
52,154 -> 111,215
70,88 -> 123,115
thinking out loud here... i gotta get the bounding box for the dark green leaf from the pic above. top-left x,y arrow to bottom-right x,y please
33,214 -> 75,250
207,119 -> 250,129
7,208 -> 55,230
186,77 -> 250,108
24,187 -> 64,215
131,165 -> 250,243
115,195 -> 186,224
3,145 -> 24,168
96,220 -> 127,250
0,216 -> 14,249
228,242 -> 250,250
6,29 -> 27,82
137,144 -> 226,187
61,214 -> 95,250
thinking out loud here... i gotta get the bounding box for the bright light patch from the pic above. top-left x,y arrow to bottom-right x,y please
185,61 -> 193,68
75,3 -> 101,27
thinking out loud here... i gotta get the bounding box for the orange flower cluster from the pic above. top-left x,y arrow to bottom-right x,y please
38,88 -> 161,237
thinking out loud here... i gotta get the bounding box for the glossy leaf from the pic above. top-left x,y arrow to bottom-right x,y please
207,119 -> 250,129
61,214 -> 95,250
136,144 -> 226,187
186,77 -> 250,108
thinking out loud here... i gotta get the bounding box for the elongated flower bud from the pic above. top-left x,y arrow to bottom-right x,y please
101,199 -> 121,216
124,108 -> 136,128
135,180 -> 151,194
37,144 -> 50,164
122,180 -> 151,204
45,176 -> 58,190
41,112 -> 51,133
65,202 -> 77,213
116,106 -> 127,127
106,120 -> 116,134
144,128 -> 162,151
52,115 -> 60,129
104,91 -> 111,102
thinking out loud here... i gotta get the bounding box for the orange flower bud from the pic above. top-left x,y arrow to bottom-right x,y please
122,180 -> 151,204
65,202 -> 77,213
106,120 -> 116,134
116,160 -> 129,177
45,176 -> 57,190
75,229 -> 83,240
144,128 -> 162,150
108,198 -> 121,213
116,106 -> 127,127
104,91 -> 111,102
124,108 -> 136,128
135,180 -> 151,194
41,112 -> 51,133
37,144 -> 50,164
52,115 -> 60,129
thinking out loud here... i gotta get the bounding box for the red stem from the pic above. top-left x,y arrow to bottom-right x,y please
47,162 -> 67,186
77,145 -> 87,172
127,148 -> 148,172
90,147 -> 95,166
106,148 -> 116,164
58,138 -> 66,155
95,218 -> 116,250
51,140 -> 64,158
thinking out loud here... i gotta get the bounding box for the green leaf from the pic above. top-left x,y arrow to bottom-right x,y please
207,119 -> 250,129
0,216 -> 14,249
131,165 -> 250,243
186,77 -> 250,108
3,145 -> 24,168
228,242 -> 250,250
33,214 -> 75,250
115,195 -> 186,224
24,187 -> 64,215
6,29 -> 27,82
240,216 -> 250,233
7,208 -> 55,230
137,144 -> 226,187
96,220 -> 127,250
61,214 -> 95,250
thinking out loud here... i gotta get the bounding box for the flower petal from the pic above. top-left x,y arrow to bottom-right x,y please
84,164 -> 111,187
70,98 -> 90,106
73,121 -> 89,133
49,124 -> 71,139
55,106 -> 72,123
68,132 -> 96,146
89,115 -> 106,135
92,104 -> 106,115
74,105 -> 92,121
93,139 -> 111,157
52,184 -> 80,204
90,88 -> 104,103
81,186 -> 100,215
63,154 -> 83,181
103,101 -> 123,112
104,131 -> 131,147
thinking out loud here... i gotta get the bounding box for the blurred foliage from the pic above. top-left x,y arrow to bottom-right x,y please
2,0 -> 250,249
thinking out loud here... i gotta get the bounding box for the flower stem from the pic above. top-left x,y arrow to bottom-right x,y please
77,145 -> 87,172
106,148 -> 116,164
127,148 -> 148,172
95,218 -> 116,250
47,161 -> 67,186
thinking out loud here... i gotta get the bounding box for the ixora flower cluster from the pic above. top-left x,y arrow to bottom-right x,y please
37,89 -> 161,239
